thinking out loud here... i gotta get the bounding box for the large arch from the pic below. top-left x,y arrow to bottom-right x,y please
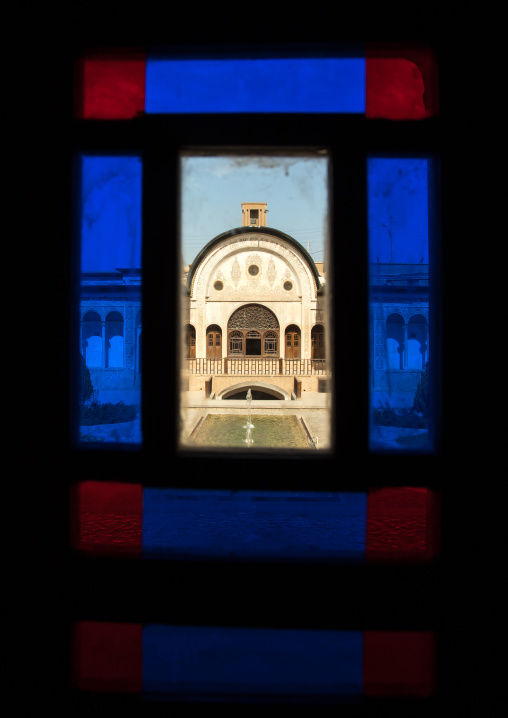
227,304 -> 279,358
184,225 -> 324,359
186,226 -> 322,296
217,380 -> 290,400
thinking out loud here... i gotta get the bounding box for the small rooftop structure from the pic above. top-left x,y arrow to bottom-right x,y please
241,202 -> 268,227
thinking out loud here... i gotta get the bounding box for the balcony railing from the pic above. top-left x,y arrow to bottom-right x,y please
184,358 -> 328,376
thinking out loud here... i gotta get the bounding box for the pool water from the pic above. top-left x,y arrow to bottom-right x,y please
191,414 -> 310,449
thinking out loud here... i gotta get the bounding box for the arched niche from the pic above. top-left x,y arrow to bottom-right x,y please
227,304 -> 279,358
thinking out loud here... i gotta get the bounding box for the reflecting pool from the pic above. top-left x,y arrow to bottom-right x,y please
191,414 -> 311,449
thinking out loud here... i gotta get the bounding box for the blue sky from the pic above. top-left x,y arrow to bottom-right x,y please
180,154 -> 329,267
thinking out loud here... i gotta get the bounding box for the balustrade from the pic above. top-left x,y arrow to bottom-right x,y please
185,358 -> 328,376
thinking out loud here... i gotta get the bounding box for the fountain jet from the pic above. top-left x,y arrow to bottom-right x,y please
243,388 -> 254,445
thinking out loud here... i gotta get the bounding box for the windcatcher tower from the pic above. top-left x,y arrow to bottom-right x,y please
242,202 -> 268,227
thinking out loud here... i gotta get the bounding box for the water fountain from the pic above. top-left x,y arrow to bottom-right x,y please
243,388 -> 255,446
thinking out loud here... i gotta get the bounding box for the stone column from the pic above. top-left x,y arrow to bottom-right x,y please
403,324 -> 408,370
101,320 -> 106,368
421,343 -> 427,370
136,324 -> 142,374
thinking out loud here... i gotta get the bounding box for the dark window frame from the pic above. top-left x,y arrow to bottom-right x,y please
33,34 -> 477,716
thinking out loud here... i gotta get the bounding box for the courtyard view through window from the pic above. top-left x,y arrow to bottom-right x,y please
178,152 -> 331,451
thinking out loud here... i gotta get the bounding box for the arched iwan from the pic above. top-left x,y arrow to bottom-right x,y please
217,381 -> 290,401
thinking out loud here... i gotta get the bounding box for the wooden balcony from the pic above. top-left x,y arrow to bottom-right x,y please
184,358 -> 329,376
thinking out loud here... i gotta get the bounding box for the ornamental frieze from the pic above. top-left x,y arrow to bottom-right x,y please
208,285 -> 302,301
192,235 -> 316,299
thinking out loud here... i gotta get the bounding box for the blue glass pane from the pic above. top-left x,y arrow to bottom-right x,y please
80,156 -> 142,271
142,489 -> 367,560
78,156 -> 142,445
368,158 -> 432,452
143,624 -> 363,697
146,57 -> 365,113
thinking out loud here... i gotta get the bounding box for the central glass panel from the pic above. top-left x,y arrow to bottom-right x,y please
179,151 -> 331,451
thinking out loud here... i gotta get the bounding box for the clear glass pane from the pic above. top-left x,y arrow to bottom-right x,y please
179,152 -> 331,451
78,155 -> 142,445
368,157 -> 434,452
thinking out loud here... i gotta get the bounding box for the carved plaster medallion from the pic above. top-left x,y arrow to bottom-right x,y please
231,257 -> 241,287
267,258 -> 276,286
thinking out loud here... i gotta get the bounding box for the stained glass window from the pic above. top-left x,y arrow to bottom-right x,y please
67,41 -> 444,709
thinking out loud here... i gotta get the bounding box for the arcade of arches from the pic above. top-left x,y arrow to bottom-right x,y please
79,268 -> 142,404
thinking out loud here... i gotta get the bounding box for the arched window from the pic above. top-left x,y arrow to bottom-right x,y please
106,311 -> 124,367
184,325 -> 196,359
408,314 -> 428,370
264,331 -> 278,355
82,311 -> 102,367
285,324 -> 300,359
311,324 -> 325,360
206,324 -> 222,360
386,314 -> 404,370
229,331 -> 243,355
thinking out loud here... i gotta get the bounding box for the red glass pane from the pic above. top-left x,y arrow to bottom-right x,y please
73,621 -> 142,692
363,631 -> 436,696
70,480 -> 143,556
366,487 -> 440,562
77,54 -> 146,119
366,46 -> 439,119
